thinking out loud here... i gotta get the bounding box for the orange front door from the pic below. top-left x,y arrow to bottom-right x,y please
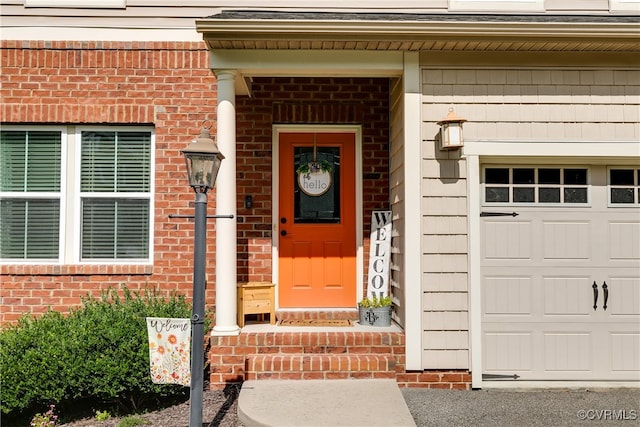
278,132 -> 356,308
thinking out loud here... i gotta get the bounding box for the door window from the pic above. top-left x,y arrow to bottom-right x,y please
293,146 -> 341,223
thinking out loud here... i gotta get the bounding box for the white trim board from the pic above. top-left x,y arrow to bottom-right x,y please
464,141 -> 640,158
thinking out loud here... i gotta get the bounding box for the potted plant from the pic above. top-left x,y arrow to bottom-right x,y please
358,294 -> 392,326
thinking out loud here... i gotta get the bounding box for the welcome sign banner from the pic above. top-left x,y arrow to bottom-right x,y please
146,317 -> 191,386
367,211 -> 392,299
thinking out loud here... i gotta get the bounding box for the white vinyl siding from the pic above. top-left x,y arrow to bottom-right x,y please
422,68 -> 639,143
389,77 -> 406,328
449,0 -> 544,12
0,126 -> 154,264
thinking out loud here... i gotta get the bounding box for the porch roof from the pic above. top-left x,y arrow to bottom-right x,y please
196,10 -> 640,52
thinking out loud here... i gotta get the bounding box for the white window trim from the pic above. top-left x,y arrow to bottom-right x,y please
0,125 -> 154,265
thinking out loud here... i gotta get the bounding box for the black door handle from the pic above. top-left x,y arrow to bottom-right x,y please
592,281 -> 598,310
480,212 -> 519,217
602,281 -> 608,311
280,230 -> 287,237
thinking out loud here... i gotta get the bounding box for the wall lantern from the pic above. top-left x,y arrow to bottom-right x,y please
437,108 -> 467,150
182,125 -> 225,193
180,122 -> 224,427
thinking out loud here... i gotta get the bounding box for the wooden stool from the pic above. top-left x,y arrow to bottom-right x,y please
237,282 -> 276,327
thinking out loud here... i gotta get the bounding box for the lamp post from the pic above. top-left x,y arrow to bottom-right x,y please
181,124 -> 224,427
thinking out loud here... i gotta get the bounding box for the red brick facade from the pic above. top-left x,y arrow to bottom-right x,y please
0,41 -> 391,322
0,40 -> 471,389
1,41 -> 218,324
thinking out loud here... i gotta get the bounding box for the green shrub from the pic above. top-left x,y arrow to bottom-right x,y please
117,415 -> 149,427
95,410 -> 112,421
0,285 -> 201,423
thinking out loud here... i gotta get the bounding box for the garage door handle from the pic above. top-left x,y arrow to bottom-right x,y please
480,211 -> 519,217
592,281 -> 598,310
602,282 -> 608,311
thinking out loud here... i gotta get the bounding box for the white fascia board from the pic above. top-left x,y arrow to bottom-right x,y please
198,19 -> 639,40
464,140 -> 640,158
209,49 -> 404,78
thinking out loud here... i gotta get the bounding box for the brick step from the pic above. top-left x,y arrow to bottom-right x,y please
222,330 -> 404,349
245,353 -> 397,381
209,331 -> 405,386
275,309 -> 359,321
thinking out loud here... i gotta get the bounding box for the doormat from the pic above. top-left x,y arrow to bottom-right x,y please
278,319 -> 354,327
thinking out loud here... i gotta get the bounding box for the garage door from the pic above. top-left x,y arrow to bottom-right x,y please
481,164 -> 640,381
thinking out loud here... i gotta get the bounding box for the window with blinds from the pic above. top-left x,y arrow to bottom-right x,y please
80,131 -> 151,260
0,127 -> 153,263
0,130 -> 62,259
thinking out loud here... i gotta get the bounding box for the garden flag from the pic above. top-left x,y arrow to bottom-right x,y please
146,317 -> 191,386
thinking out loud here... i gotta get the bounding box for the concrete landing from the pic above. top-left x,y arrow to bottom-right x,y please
238,379 -> 417,427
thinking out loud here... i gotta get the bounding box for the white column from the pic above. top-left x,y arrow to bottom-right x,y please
212,70 -> 240,336
467,154 -> 482,389
402,52 -> 423,370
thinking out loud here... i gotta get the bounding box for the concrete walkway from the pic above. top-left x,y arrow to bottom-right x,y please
238,379 -> 417,427
238,380 -> 640,427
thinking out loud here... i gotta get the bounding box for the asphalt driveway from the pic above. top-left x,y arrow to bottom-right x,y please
401,388 -> 640,427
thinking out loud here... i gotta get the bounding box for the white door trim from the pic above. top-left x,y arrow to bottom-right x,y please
272,125 -> 363,310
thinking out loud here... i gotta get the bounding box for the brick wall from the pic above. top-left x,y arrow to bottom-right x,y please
0,40 -> 219,324
0,44 -> 390,324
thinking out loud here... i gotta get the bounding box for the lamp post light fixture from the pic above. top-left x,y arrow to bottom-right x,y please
181,124 -> 224,427
437,108 -> 467,150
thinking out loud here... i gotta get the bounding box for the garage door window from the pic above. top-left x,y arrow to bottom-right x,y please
484,167 -> 588,205
609,168 -> 639,206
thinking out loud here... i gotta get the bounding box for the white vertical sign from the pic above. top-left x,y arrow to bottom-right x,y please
367,211 -> 392,299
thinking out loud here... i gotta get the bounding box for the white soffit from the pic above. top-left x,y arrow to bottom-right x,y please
210,49 -> 404,76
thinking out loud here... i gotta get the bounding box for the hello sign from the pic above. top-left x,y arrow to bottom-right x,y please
298,170 -> 332,196
367,211 -> 392,299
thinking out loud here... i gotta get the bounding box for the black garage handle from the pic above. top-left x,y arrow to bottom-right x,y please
480,211 -> 519,217
592,281 -> 598,310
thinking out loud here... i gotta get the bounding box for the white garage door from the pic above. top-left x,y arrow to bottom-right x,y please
481,164 -> 640,381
